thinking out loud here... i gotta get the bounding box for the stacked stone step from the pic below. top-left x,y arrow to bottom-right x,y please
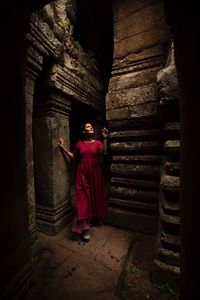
152,46 -> 180,286
153,123 -> 180,282
105,124 -> 162,234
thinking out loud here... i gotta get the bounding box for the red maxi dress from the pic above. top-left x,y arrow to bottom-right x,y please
71,140 -> 108,233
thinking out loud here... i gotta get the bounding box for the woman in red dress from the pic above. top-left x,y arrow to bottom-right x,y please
58,123 -> 109,241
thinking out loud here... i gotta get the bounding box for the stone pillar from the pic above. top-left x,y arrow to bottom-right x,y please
105,0 -> 170,233
151,44 -> 180,287
25,46 -> 43,244
33,90 -> 73,235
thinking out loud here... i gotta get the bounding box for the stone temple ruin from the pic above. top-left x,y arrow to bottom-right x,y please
0,1 -> 199,299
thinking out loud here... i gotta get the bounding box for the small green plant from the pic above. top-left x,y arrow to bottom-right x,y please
155,282 -> 179,299
126,264 -> 140,274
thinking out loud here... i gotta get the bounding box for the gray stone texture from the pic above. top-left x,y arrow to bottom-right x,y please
26,0 -> 106,235
105,0 -> 170,233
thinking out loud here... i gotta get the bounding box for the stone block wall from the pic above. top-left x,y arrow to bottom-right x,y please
105,0 -> 171,233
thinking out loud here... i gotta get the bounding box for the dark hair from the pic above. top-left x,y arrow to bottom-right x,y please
80,122 -> 93,133
80,122 -> 94,140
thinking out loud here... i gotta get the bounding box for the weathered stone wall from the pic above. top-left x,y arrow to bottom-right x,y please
152,44 -> 180,286
26,0 -> 108,235
105,0 -> 171,233
1,1 -> 200,299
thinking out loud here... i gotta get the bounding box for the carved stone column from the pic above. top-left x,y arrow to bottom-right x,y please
25,46 -> 43,244
33,89 -> 73,235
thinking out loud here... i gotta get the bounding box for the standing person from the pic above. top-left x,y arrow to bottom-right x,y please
58,123 -> 109,241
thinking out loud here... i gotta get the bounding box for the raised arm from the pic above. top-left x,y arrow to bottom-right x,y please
57,138 -> 74,159
102,127 -> 109,154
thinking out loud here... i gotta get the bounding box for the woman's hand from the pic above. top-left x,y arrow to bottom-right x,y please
102,127 -> 109,139
57,138 -> 74,159
58,138 -> 64,148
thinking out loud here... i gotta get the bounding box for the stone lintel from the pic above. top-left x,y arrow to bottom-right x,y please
47,65 -> 104,113
34,89 -> 71,116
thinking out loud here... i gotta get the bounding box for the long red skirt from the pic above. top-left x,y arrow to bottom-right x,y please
71,141 -> 108,232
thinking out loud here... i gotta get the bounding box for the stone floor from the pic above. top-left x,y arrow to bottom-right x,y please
31,225 -> 179,300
